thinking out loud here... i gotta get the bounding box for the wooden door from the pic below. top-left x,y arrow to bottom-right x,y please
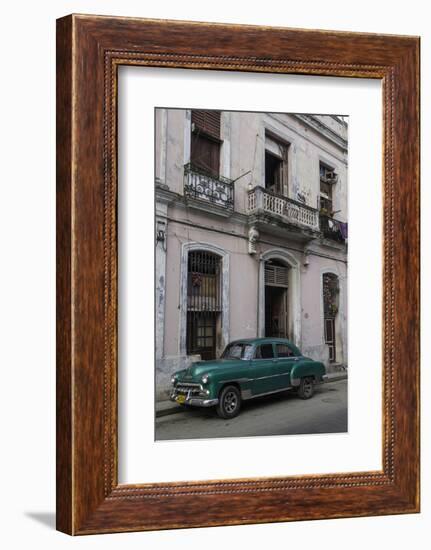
324,318 -> 336,362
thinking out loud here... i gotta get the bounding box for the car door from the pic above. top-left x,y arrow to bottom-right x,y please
249,343 -> 278,395
272,342 -> 297,390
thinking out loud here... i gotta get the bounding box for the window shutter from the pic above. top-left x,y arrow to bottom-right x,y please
192,110 -> 221,139
265,264 -> 289,287
190,110 -> 221,176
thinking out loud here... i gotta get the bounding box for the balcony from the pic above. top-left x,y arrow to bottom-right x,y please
183,163 -> 234,215
247,186 -> 320,235
319,214 -> 347,242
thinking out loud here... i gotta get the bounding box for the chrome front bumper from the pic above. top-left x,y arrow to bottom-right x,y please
184,397 -> 218,407
170,393 -> 218,407
170,384 -> 218,407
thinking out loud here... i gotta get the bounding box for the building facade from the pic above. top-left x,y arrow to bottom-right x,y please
155,109 -> 348,399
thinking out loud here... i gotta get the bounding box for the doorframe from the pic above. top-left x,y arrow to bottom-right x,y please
179,241 -> 230,357
258,249 -> 301,347
265,285 -> 289,338
320,267 -> 345,365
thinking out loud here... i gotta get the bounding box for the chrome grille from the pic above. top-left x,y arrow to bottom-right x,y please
175,382 -> 203,396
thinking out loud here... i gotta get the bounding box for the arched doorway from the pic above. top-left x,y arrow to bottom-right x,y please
264,260 -> 290,338
258,249 -> 301,346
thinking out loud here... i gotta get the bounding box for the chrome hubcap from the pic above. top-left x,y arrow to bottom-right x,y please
303,381 -> 312,396
224,391 -> 238,413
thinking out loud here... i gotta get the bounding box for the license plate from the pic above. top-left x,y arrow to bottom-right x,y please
176,395 -> 186,404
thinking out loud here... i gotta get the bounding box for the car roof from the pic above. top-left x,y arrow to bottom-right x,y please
229,337 -> 295,346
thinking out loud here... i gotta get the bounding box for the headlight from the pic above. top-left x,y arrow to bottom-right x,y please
171,375 -> 177,385
201,374 -> 209,384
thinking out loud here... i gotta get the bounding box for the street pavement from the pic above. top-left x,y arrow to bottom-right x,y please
155,379 -> 347,440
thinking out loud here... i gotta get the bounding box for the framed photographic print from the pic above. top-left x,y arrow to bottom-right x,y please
56,14 -> 420,535
151,107 -> 349,442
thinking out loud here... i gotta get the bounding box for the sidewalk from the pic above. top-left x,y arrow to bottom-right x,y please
322,371 -> 348,383
155,371 -> 348,418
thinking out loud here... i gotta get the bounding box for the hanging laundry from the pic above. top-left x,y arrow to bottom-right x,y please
339,222 -> 348,240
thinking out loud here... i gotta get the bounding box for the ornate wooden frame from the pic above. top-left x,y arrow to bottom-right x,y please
56,14 -> 420,535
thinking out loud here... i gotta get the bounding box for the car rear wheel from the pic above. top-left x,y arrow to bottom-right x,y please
217,385 -> 241,419
298,377 -> 314,399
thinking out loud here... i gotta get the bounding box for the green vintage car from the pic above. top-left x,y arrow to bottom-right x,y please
170,338 -> 326,418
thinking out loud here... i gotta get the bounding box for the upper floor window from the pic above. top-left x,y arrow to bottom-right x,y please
190,110 -> 221,177
319,162 -> 338,215
264,133 -> 289,196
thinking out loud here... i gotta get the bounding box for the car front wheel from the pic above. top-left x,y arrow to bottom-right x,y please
297,377 -> 314,399
217,385 -> 241,419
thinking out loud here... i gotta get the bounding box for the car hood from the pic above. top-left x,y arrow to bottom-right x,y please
179,359 -> 242,380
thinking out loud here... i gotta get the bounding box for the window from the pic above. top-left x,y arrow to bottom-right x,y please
190,110 -> 221,177
323,273 -> 339,318
275,343 -> 295,358
255,344 -> 274,359
265,133 -> 288,195
264,262 -> 289,288
186,250 -> 222,360
319,162 -> 338,215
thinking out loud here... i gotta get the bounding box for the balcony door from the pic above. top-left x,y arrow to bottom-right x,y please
190,110 -> 221,177
264,133 -> 289,196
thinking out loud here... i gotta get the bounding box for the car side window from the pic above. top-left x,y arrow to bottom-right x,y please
275,344 -> 295,358
226,344 -> 242,359
255,344 -> 274,359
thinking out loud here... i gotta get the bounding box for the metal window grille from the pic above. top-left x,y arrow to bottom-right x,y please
186,251 -> 222,360
323,273 -> 339,318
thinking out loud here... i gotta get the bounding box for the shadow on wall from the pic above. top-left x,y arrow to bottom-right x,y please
156,354 -> 201,401
25,512 -> 56,530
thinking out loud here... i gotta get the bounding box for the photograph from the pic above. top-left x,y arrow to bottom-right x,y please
155,108 -> 349,440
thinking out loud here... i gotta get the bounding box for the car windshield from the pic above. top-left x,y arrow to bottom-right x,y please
222,343 -> 254,360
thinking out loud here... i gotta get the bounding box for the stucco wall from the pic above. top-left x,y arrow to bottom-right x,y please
300,252 -> 348,366
163,218 -> 259,358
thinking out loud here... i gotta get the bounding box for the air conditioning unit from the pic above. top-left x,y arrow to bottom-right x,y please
326,171 -> 338,183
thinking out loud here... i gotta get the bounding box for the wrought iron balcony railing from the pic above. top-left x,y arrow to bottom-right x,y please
183,163 -> 234,211
247,186 -> 319,232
